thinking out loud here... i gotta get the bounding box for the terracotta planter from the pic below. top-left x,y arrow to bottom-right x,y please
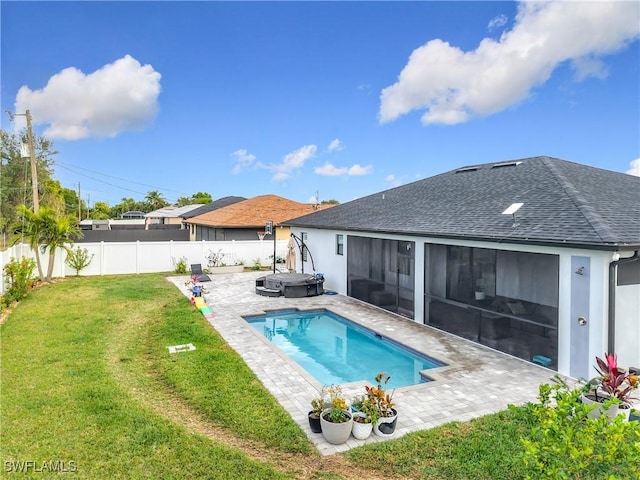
373,408 -> 398,437
320,409 -> 353,444
351,413 -> 373,440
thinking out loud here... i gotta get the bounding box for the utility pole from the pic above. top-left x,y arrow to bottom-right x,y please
78,182 -> 81,222
25,110 -> 39,214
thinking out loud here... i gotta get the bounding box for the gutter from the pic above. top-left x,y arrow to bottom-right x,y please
608,250 -> 639,353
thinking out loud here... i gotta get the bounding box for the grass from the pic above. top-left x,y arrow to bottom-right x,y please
0,273 -> 572,479
1,275 -> 298,479
343,410 -> 535,479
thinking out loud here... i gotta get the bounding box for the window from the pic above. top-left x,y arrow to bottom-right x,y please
302,232 -> 308,262
336,234 -> 344,255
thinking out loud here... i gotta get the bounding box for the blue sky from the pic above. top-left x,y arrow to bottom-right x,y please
2,1 -> 639,207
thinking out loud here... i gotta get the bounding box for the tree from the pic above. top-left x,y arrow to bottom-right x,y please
1,128 -> 57,241
11,206 -> 82,282
176,192 -> 212,206
91,201 -> 111,220
11,205 -> 46,280
38,208 -> 82,282
144,190 -> 169,211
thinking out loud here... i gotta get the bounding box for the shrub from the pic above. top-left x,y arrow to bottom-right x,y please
65,247 -> 94,275
2,256 -> 36,305
174,256 -> 188,274
514,377 -> 640,480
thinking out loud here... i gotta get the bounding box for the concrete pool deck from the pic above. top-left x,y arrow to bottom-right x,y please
169,271 -> 557,456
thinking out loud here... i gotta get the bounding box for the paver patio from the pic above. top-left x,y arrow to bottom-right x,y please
169,271 -> 558,456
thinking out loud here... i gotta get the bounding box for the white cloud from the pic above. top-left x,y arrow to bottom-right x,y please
270,144 -> 317,181
379,1 -> 639,125
488,14 -> 508,31
15,55 -> 161,140
315,163 -> 348,176
328,138 -> 343,152
315,162 -> 372,177
231,149 -> 257,174
627,158 -> 640,177
347,164 -> 372,176
385,174 -> 402,187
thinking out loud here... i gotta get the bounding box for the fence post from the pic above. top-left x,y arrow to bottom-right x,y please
100,241 -> 105,275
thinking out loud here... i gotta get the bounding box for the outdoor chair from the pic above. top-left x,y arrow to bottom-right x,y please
190,264 -> 211,282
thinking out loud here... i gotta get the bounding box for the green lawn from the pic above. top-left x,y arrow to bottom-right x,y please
2,273 -> 632,479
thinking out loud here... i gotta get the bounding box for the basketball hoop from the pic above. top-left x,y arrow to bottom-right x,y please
257,231 -> 267,241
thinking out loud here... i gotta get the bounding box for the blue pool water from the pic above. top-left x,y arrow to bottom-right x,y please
243,309 -> 445,388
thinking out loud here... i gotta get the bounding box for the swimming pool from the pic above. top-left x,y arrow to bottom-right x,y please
243,308 -> 445,388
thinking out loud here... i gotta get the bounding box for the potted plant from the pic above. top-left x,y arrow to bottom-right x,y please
581,352 -> 639,421
319,385 -> 353,444
308,387 -> 327,434
366,372 -> 398,437
351,396 -> 378,440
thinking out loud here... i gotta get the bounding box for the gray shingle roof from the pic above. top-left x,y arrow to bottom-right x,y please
181,196 -> 247,219
285,156 -> 640,249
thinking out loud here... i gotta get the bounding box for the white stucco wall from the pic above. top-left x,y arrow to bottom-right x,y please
291,226 -> 639,379
616,284 -> 640,370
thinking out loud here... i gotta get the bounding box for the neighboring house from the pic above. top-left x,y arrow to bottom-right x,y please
285,156 -> 640,379
121,210 -> 146,219
185,194 -> 333,241
144,204 -> 203,230
180,196 -> 247,221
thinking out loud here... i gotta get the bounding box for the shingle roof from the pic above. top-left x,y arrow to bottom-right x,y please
181,196 -> 247,219
185,194 -> 333,228
285,156 -> 640,250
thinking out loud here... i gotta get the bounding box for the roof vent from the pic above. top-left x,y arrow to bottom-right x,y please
491,161 -> 523,169
455,166 -> 480,173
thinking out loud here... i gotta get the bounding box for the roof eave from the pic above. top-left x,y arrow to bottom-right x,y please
284,223 -> 639,252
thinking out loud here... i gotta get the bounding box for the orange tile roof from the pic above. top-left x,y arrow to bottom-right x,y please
184,194 -> 333,228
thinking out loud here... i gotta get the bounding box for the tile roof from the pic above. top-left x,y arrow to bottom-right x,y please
185,194 -> 333,228
181,196 -> 247,219
285,156 -> 640,249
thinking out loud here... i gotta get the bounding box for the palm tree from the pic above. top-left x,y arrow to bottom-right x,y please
11,206 -> 82,282
144,190 -> 169,211
38,208 -> 82,282
11,205 -> 45,280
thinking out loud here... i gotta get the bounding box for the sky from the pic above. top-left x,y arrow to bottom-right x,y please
1,1 -> 639,207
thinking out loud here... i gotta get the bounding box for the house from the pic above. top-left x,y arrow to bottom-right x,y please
285,156 -> 640,379
184,194 -> 333,241
144,204 -> 203,230
180,196 -> 246,221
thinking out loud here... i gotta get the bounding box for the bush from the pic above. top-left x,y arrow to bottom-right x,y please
514,377 -> 640,480
65,247 -> 94,275
174,256 -> 188,274
2,256 -> 36,306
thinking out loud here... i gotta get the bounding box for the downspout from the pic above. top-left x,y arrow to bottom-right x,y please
608,250 -> 639,353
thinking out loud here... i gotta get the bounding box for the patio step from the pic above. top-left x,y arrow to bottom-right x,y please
255,286 -> 282,297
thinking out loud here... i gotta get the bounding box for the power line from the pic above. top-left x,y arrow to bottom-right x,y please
54,160 -> 189,196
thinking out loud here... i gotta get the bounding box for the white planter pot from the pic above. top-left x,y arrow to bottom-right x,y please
373,408 -> 398,437
351,413 -> 373,440
580,393 -> 627,422
320,409 -> 353,444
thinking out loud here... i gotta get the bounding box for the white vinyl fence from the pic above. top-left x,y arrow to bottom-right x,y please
0,239 -> 288,295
